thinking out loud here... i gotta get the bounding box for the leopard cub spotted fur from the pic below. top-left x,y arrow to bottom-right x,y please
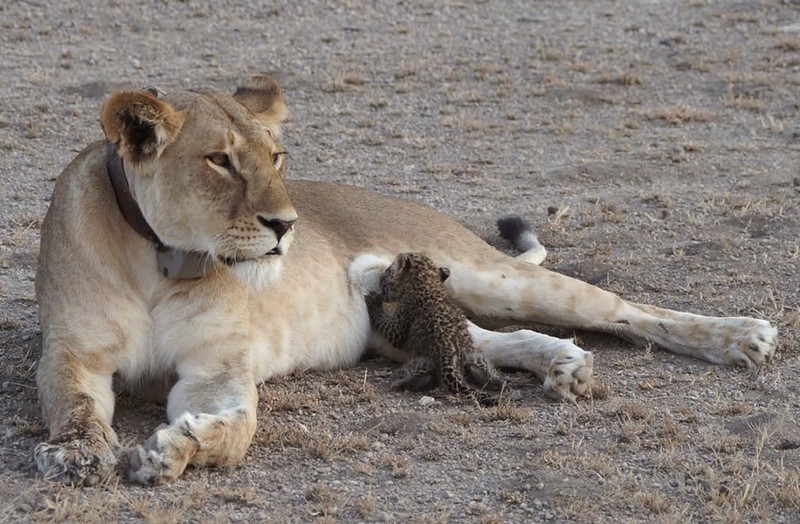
366,252 -> 508,406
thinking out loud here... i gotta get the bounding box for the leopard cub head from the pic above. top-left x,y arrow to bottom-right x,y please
379,252 -> 450,301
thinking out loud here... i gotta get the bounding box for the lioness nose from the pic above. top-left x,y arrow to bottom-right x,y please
257,216 -> 296,242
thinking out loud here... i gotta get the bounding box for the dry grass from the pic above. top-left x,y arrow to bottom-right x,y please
254,422 -> 369,460
596,72 -> 643,86
645,105 -> 716,124
355,492 -> 376,518
634,490 -> 671,514
305,483 -> 339,518
0,316 -> 24,331
477,402 -> 531,424
723,86 -> 767,112
776,37 -> 800,52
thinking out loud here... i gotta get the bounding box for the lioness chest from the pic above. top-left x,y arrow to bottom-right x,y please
247,248 -> 372,379
138,236 -> 370,386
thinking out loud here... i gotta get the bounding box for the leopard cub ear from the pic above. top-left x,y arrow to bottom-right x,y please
438,267 -> 451,283
393,253 -> 411,275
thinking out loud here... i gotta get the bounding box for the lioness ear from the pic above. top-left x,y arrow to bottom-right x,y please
233,74 -> 288,135
101,90 -> 183,164
439,267 -> 451,283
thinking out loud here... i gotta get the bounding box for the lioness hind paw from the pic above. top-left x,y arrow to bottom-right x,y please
724,320 -> 778,368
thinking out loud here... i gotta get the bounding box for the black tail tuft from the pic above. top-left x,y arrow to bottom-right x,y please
497,216 -> 531,243
497,215 -> 542,253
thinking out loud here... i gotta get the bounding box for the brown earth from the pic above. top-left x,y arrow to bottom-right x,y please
1,0 -> 799,522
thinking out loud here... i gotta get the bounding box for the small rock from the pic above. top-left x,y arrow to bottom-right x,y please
547,206 -> 558,216
418,396 -> 435,406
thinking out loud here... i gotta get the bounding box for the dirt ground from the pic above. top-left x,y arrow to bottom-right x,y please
1,0 -> 799,522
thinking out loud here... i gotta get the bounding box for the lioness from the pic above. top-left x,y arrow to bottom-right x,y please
34,75 -> 777,486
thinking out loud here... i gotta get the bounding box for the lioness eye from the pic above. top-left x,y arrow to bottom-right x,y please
207,153 -> 232,169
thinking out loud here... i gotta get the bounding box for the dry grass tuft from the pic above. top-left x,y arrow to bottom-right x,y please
596,72 -> 643,86
305,483 -> 339,518
703,433 -> 744,454
255,423 -> 369,460
129,482 -> 209,522
446,413 -> 474,427
356,492 -> 376,518
478,402 -> 531,423
353,461 -> 376,476
498,488 -> 526,506
613,400 -> 652,421
714,401 -> 752,416
645,105 -> 715,124
0,316 -> 24,331
589,379 -> 612,400
371,453 -> 411,478
212,486 -> 261,508
772,469 -> 800,509
723,86 -> 766,111
776,37 -> 800,52
635,490 -> 671,514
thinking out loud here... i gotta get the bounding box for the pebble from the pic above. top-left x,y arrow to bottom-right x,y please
418,396 -> 435,406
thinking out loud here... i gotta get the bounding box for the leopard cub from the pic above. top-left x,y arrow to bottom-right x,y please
366,252 -> 509,406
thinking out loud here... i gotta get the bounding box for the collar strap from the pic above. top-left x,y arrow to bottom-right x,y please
105,141 -> 213,280
106,141 -> 166,250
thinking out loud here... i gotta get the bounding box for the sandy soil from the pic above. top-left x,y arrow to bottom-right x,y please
1,0 -> 799,522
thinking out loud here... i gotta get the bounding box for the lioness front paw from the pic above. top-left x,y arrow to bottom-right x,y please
35,435 -> 119,487
542,345 -> 594,402
720,319 -> 778,368
128,424 -> 197,485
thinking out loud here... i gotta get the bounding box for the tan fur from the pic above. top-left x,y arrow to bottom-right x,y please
35,76 -> 778,486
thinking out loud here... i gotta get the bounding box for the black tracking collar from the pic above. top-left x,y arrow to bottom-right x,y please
105,141 -> 213,279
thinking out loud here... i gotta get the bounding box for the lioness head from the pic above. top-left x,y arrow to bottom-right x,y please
100,75 -> 296,288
